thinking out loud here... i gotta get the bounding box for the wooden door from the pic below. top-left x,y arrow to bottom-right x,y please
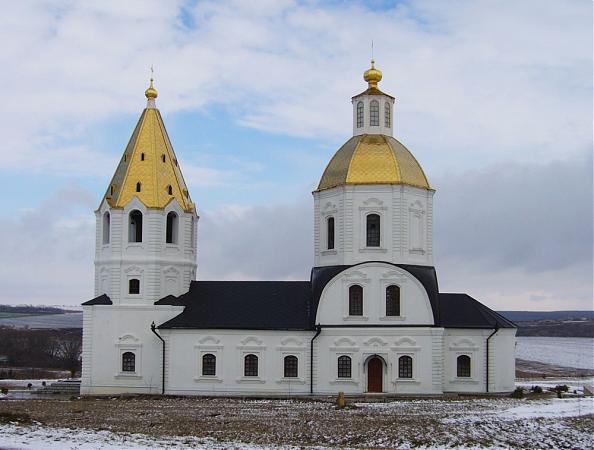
367,357 -> 383,392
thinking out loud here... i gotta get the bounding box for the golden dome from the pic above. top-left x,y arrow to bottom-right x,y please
145,78 -> 158,99
316,134 -> 432,191
363,59 -> 382,88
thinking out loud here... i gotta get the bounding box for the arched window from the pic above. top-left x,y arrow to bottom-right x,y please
129,278 -> 140,294
386,285 -> 400,316
102,212 -> 110,244
202,353 -> 216,376
167,185 -> 173,195
136,182 -> 141,193
129,210 -> 143,242
141,152 -> 145,161
338,355 -> 352,378
356,101 -> 364,128
244,354 -> 258,377
122,352 -> 135,372
457,355 -> 471,377
384,102 -> 391,127
398,355 -> 413,378
370,100 -> 379,126
349,285 -> 363,316
166,212 -> 178,244
327,217 -> 335,250
366,214 -> 380,247
283,355 -> 298,378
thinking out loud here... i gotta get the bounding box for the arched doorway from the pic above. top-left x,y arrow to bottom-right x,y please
367,356 -> 383,392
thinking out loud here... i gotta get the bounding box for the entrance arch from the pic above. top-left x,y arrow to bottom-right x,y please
367,356 -> 383,392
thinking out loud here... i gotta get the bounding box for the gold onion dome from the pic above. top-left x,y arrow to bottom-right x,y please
363,59 -> 382,88
145,78 -> 158,99
317,134 -> 432,191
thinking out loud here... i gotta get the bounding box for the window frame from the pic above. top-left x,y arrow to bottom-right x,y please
356,101 -> 364,128
337,355 -> 352,379
386,285 -> 401,317
457,354 -> 471,378
128,278 -> 140,295
244,354 -> 259,377
128,210 -> 143,243
384,102 -> 391,128
398,355 -> 413,379
348,284 -> 363,316
165,211 -> 178,244
327,216 -> 335,250
102,211 -> 110,245
366,213 -> 381,247
370,100 -> 379,126
201,353 -> 216,376
283,355 -> 298,378
122,351 -> 136,372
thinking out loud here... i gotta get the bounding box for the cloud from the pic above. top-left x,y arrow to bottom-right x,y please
0,0 -> 590,179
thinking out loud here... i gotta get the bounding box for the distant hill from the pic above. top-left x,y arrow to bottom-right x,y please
0,305 -> 79,315
498,311 -> 594,322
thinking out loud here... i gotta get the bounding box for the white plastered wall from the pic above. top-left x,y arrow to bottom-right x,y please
313,185 -> 434,267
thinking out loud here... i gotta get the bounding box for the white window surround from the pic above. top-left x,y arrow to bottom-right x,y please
114,335 -> 142,379
277,352 -> 306,384
194,339 -> 224,383
124,266 -> 143,299
449,339 -> 478,383
379,277 -> 407,321
236,337 -> 266,383
393,352 -> 420,384
329,352 -> 359,385
408,201 -> 426,254
342,277 -> 370,321
320,203 -> 338,256
358,206 -> 388,252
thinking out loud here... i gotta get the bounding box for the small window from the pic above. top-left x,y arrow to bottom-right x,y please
124,154 -> 127,162
457,355 -> 471,378
166,212 -> 178,244
161,154 -> 166,163
110,185 -> 114,196
349,285 -> 363,316
283,355 -> 298,378
141,153 -> 145,161
102,212 -> 110,244
327,217 -> 335,250
386,285 -> 400,316
129,278 -> 140,295
244,354 -> 258,377
136,182 -> 141,193
370,100 -> 379,126
384,102 -> 391,127
356,101 -> 364,128
398,355 -> 413,378
122,352 -> 135,372
338,355 -> 351,378
366,214 -> 380,247
202,353 -> 216,376
174,159 -> 178,167
129,210 -> 143,242
167,185 -> 173,195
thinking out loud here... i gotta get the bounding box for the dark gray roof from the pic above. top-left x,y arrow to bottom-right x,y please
439,293 -> 516,329
81,294 -> 112,306
159,281 -> 312,330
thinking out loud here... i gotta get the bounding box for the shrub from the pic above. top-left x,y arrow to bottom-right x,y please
510,387 -> 524,399
530,385 -> 543,394
0,387 -> 8,395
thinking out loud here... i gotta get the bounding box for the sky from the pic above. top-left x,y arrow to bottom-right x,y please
0,0 -> 591,311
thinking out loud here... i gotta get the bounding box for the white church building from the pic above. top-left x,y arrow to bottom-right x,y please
81,62 -> 516,396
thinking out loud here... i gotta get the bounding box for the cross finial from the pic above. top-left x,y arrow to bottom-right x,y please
150,65 -> 154,81
371,40 -> 374,61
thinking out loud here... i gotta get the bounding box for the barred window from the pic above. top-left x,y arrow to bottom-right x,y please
384,102 -> 391,127
283,355 -> 298,378
327,217 -> 335,250
338,355 -> 351,378
398,355 -> 413,378
122,352 -> 135,372
370,100 -> 379,126
202,353 -> 216,376
457,355 -> 471,377
349,285 -> 363,316
244,354 -> 258,377
386,285 -> 400,316
366,214 -> 380,247
129,278 -> 140,295
356,101 -> 364,128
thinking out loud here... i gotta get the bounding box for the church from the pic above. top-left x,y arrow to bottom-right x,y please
81,62 -> 516,396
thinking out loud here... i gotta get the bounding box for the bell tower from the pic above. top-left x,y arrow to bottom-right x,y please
94,78 -> 198,305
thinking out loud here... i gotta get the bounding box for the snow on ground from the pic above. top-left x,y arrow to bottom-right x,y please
516,337 -> 594,370
502,398 -> 594,419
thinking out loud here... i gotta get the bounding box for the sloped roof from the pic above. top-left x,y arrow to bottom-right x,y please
100,104 -> 194,212
82,294 -> 112,306
158,281 -> 312,330
439,293 -> 516,329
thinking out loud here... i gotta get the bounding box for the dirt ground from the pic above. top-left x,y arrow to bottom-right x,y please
1,393 -> 593,449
